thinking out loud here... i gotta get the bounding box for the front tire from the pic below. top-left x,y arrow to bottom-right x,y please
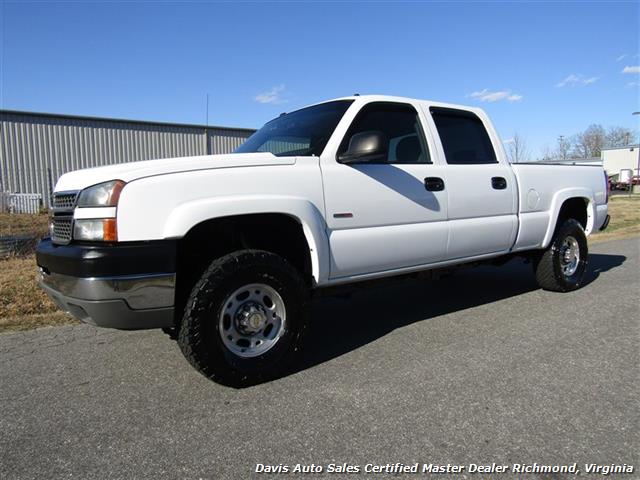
178,250 -> 309,386
534,219 -> 588,292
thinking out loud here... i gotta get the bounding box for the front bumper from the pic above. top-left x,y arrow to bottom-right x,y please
36,238 -> 176,330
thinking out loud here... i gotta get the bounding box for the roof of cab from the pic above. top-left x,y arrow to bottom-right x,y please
300,94 -> 484,115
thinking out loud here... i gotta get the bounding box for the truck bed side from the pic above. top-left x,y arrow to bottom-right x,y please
510,163 -> 608,251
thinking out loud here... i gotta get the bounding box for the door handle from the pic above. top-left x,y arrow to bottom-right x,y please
491,177 -> 507,190
424,177 -> 445,191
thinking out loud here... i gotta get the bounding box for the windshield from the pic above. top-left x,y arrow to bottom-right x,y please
235,100 -> 354,157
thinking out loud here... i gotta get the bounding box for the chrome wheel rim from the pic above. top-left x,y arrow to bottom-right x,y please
559,236 -> 580,277
218,283 -> 286,358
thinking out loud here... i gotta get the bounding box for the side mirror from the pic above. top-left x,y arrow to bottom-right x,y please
338,131 -> 388,164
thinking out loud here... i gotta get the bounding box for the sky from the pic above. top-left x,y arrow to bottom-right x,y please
1,1 -> 639,158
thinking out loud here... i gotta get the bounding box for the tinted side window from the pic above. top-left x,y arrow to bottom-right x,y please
430,108 -> 497,165
338,102 -> 431,164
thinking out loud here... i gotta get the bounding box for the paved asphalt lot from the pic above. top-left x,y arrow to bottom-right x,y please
1,237 -> 638,479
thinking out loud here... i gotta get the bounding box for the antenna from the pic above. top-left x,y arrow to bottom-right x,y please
206,93 -> 209,126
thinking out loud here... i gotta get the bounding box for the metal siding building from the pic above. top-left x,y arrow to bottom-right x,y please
0,110 -> 255,207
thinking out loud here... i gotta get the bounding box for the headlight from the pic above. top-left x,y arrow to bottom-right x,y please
73,219 -> 118,242
77,180 -> 125,207
74,180 -> 124,241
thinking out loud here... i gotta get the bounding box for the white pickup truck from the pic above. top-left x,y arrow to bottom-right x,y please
37,95 -> 610,385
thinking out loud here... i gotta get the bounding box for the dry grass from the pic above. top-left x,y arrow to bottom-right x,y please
590,195 -> 640,243
0,312 -> 75,332
0,255 -> 77,333
0,212 -> 50,237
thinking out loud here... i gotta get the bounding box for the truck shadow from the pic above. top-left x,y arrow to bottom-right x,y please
292,252 -> 626,377
583,252 -> 627,285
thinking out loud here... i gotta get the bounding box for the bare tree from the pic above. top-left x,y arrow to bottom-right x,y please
572,124 -> 606,158
605,126 -> 635,148
539,144 -> 555,162
505,133 -> 530,163
546,125 -> 638,162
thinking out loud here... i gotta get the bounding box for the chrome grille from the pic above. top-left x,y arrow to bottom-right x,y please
52,191 -> 79,211
51,216 -> 73,245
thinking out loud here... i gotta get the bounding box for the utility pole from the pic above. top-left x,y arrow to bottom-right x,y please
558,135 -> 567,161
204,93 -> 211,155
206,93 -> 209,126
632,112 -> 640,196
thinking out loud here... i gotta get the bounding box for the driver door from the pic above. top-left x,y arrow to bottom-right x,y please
321,101 -> 449,280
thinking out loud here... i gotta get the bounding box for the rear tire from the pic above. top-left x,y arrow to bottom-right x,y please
178,250 -> 310,386
534,219 -> 588,292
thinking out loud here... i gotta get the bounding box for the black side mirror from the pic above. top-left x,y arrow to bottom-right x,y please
338,131 -> 388,164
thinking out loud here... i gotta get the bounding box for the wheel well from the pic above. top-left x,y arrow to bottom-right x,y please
173,213 -> 312,326
556,197 -> 588,231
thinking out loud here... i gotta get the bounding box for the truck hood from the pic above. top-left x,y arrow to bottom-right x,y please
54,152 -> 294,191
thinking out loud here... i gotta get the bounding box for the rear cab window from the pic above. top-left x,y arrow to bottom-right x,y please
430,107 -> 497,165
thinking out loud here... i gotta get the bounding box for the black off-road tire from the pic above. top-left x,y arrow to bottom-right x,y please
534,219 -> 588,292
178,250 -> 310,386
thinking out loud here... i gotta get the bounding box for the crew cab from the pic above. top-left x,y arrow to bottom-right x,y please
36,95 -> 610,385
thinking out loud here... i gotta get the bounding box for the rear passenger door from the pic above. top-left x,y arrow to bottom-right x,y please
428,107 -> 518,259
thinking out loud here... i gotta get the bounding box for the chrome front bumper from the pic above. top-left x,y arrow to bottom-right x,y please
38,269 -> 175,330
